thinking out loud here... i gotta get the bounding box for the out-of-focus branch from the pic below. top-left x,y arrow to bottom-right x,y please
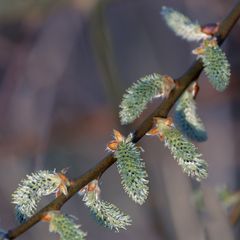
7,1 -> 240,239
230,201 -> 240,225
90,0 -> 123,109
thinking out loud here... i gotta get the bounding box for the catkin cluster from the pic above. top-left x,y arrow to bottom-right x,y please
9,4 -> 234,240
161,6 -> 231,92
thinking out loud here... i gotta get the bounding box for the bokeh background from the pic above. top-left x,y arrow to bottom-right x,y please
0,0 -> 240,239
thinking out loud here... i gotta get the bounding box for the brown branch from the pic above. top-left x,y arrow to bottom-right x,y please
7,2 -> 240,239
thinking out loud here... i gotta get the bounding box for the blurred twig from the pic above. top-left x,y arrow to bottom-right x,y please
202,187 -> 234,240
0,0 -> 67,21
90,0 -> 123,110
7,1 -> 240,239
230,203 -> 240,225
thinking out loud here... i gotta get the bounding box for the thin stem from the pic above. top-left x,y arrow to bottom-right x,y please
7,2 -> 240,239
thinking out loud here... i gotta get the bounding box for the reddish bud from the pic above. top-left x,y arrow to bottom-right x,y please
107,140 -> 119,151
146,127 -> 160,136
42,213 -> 52,222
201,23 -> 219,35
113,129 -> 125,142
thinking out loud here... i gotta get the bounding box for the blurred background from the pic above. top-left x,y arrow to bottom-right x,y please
0,0 -> 240,239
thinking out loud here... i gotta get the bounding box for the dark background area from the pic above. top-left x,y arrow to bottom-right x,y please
0,0 -> 239,239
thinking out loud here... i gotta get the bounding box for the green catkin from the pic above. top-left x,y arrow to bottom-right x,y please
119,73 -> 175,124
12,170 -> 67,223
87,199 -> 132,232
81,180 -> 132,232
161,6 -> 209,42
174,88 -> 207,142
114,135 -> 149,204
47,211 -> 86,240
195,39 -> 231,91
155,118 -> 208,181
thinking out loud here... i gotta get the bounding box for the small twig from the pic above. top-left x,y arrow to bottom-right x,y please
7,2 -> 240,239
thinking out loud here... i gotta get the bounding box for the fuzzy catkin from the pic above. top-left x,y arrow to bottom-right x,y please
119,73 -> 175,124
85,197 -> 132,232
114,137 -> 149,205
12,170 -> 64,223
174,89 -> 207,142
156,118 -> 208,181
82,183 -> 132,232
199,40 -> 230,91
161,6 -> 208,42
47,211 -> 86,240
114,135 -> 149,204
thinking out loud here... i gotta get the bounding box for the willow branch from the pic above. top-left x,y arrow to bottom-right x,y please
7,2 -> 240,239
